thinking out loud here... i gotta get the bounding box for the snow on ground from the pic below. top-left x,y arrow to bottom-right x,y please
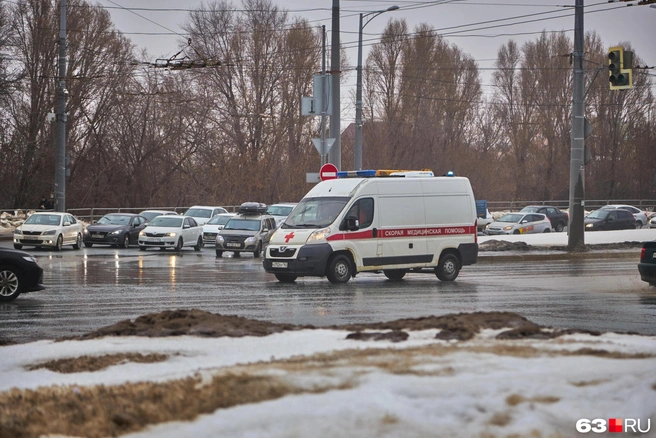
1,228 -> 655,437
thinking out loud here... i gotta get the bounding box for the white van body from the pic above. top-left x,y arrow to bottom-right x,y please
263,175 -> 478,284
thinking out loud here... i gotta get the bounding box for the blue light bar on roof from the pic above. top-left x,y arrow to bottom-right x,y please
337,170 -> 377,178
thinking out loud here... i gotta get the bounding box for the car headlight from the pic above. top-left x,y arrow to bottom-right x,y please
503,226 -> 513,231
111,230 -> 122,235
585,223 -> 593,228
43,229 -> 57,235
22,256 -> 37,263
245,236 -> 256,244
139,231 -> 145,237
14,227 -> 22,235
307,227 -> 331,243
216,235 -> 224,243
166,232 -> 177,237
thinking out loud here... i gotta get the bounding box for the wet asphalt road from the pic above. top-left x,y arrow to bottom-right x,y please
1,241 -> 655,343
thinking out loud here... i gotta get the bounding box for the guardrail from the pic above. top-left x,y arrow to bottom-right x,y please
486,199 -> 656,212
1,200 -> 655,222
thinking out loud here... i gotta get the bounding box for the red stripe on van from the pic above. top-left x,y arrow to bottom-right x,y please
326,226 -> 476,241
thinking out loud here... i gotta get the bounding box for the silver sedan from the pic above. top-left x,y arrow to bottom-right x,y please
485,213 -> 552,235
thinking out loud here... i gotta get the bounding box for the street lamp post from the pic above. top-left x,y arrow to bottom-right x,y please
354,5 -> 399,170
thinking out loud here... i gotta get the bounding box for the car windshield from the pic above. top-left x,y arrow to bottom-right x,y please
207,215 -> 233,226
141,211 -> 172,221
185,208 -> 211,218
24,214 -> 61,226
149,216 -> 183,227
282,197 -> 350,229
97,215 -> 131,225
497,214 -> 524,223
587,210 -> 609,220
266,205 -> 294,216
224,219 -> 260,231
520,207 -> 539,213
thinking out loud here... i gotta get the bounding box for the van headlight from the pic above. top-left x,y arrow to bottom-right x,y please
307,227 -> 331,243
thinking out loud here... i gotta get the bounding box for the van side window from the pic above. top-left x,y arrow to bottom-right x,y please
346,198 -> 374,229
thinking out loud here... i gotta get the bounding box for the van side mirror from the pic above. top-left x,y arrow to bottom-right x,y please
344,215 -> 359,232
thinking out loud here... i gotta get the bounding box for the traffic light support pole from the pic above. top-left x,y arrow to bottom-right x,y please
568,0 -> 585,250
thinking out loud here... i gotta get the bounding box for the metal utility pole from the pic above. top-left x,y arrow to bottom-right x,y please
54,0 -> 67,212
320,25 -> 327,166
568,0 -> 585,250
354,6 -> 399,170
328,0 -> 341,170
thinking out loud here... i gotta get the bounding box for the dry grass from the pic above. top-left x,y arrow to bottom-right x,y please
27,353 -> 169,373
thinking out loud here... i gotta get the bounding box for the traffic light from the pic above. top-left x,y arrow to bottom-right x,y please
608,46 -> 633,90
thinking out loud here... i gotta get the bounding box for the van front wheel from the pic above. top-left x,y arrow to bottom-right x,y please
326,254 -> 352,284
435,253 -> 460,282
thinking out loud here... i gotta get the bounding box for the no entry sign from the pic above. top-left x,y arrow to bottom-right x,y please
319,163 -> 338,181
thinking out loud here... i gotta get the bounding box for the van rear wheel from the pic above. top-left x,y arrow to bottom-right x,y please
435,253 -> 460,282
384,269 -> 407,281
326,254 -> 352,284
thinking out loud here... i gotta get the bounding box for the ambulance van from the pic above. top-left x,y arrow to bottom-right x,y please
262,170 -> 478,284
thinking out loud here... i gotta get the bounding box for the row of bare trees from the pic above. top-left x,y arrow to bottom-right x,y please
0,0 -> 654,211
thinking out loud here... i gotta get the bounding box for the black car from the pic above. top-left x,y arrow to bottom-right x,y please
519,205 -> 569,232
638,241 -> 656,286
0,248 -> 45,302
83,213 -> 149,248
584,208 -> 635,231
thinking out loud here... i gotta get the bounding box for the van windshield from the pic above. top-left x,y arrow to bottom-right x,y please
282,197 -> 350,229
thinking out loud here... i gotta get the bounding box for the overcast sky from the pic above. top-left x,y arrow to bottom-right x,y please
95,0 -> 656,125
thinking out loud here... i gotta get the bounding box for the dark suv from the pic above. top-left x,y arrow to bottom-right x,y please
215,203 -> 276,258
519,205 -> 569,232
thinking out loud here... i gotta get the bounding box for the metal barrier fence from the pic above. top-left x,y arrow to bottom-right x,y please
1,200 -> 655,222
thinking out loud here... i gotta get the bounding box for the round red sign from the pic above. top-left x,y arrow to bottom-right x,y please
319,163 -> 338,181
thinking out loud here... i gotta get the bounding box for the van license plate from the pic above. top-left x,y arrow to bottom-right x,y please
272,262 -> 287,268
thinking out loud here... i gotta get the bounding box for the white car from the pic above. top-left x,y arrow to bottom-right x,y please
600,205 -> 649,229
485,212 -> 552,235
13,212 -> 84,251
650,215 -> 656,229
183,206 -> 228,226
138,215 -> 204,251
265,203 -> 298,228
202,212 -> 236,245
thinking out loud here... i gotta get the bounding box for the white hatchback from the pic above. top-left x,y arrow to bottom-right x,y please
485,212 -> 552,235
202,213 -> 236,245
13,212 -> 84,251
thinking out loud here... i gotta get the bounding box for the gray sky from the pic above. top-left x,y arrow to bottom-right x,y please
96,0 -> 656,124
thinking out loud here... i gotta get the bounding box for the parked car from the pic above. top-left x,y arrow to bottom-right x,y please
477,209 -> 493,232
139,210 -> 178,222
600,205 -> 649,229
265,203 -> 298,227
202,213 -> 236,245
13,212 -> 84,251
485,213 -> 552,235
519,205 -> 569,232
138,215 -> 204,251
216,203 -> 275,258
638,240 -> 656,286
584,208 -> 635,231
83,213 -> 149,248
0,248 -> 45,302
650,215 -> 656,229
183,206 -> 229,226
